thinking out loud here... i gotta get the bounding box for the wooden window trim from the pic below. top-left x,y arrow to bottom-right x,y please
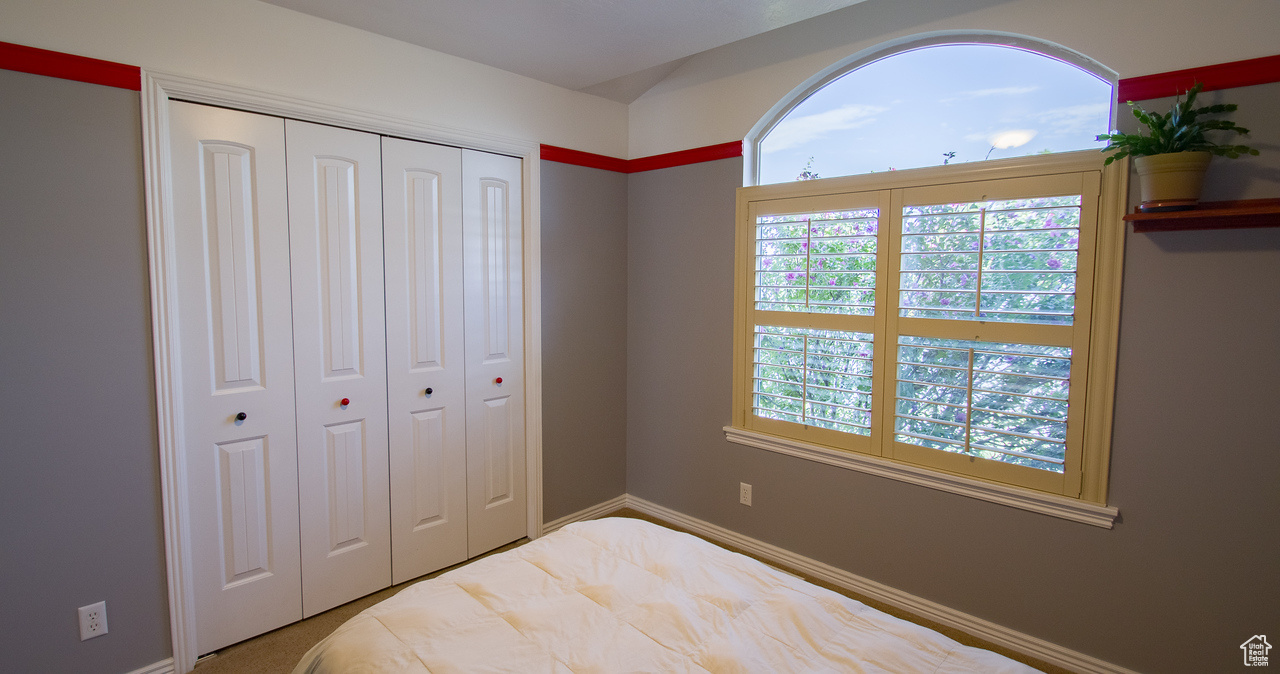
730,151 -> 1128,523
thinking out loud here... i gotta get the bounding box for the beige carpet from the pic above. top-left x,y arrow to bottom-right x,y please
195,509 -> 1066,674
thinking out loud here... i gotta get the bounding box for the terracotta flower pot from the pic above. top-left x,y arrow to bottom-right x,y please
1133,151 -> 1212,209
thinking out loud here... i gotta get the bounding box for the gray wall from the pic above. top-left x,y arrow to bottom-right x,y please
626,84 -> 1280,673
0,69 -> 171,672
540,160 -> 630,521
2,61 -> 1273,674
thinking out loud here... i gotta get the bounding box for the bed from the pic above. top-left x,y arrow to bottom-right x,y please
294,517 -> 1039,673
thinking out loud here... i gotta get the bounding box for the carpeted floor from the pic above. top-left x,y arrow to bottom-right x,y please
194,508 -> 1067,673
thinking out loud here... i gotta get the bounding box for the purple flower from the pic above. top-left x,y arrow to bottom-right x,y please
785,272 -> 796,282
940,298 -> 951,306
956,412 -> 967,423
762,258 -> 773,268
1044,216 -> 1055,228
828,279 -> 837,286
801,241 -> 809,250
1047,259 -> 1062,270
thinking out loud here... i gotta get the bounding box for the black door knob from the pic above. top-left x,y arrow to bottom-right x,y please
425,388 -> 433,395
235,412 -> 247,421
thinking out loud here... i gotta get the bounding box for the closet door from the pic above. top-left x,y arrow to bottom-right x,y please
285,120 -> 391,617
462,150 -> 527,556
382,137 -> 469,583
169,102 -> 302,653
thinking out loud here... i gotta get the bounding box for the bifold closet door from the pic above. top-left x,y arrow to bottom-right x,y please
382,137 -> 469,583
285,120 -> 391,617
462,150 -> 527,557
169,102 -> 302,653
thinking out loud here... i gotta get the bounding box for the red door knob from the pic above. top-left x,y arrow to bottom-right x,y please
495,377 -> 503,384
340,398 -> 350,406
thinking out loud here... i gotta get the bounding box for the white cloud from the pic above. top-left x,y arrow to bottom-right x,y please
942,86 -> 1040,102
762,104 -> 887,152
1033,103 -> 1112,135
964,129 -> 1040,148
990,129 -> 1038,149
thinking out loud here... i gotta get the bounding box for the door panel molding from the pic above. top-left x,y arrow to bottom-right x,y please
285,119 -> 391,619
382,136 -> 469,584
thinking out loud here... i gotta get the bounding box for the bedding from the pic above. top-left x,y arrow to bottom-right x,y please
294,517 -> 1039,673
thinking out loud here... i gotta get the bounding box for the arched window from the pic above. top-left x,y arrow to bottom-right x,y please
751,35 -> 1115,185
730,35 -> 1127,520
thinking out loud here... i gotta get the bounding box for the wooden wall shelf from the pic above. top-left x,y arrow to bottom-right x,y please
1125,198 -> 1280,232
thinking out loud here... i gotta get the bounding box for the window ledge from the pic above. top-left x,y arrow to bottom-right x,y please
723,426 -> 1118,528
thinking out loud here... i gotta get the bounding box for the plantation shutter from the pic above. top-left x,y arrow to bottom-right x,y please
743,191 -> 889,454
884,172 -> 1100,495
733,160 -> 1110,498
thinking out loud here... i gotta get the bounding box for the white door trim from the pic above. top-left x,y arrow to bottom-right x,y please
139,70 -> 544,674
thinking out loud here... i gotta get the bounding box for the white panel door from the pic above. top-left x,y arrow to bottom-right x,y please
285,120 -> 391,617
382,137 -> 469,583
169,102 -> 302,653
462,149 -> 526,557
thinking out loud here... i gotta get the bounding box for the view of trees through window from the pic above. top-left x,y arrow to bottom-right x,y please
758,44 -> 1112,184
901,196 -> 1081,325
750,186 -> 1088,475
895,336 -> 1071,473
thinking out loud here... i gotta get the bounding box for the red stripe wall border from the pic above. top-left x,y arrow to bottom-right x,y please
0,41 -> 140,91
542,140 -> 743,174
1117,53 -> 1280,102
539,144 -> 631,173
626,141 -> 744,173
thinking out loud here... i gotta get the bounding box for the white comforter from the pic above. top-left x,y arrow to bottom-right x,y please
294,518 -> 1038,673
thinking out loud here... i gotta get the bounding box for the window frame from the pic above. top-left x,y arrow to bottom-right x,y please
729,151 -> 1128,526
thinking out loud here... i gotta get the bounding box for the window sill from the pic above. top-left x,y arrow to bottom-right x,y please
723,426 -> 1119,528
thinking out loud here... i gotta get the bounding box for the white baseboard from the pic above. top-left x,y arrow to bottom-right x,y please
124,658 -> 175,674
540,493 -> 628,535
622,494 -> 1139,674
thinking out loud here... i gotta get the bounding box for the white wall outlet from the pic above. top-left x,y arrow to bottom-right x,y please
739,482 -> 752,506
78,601 -> 108,641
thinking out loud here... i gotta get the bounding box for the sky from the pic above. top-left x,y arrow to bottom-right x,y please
759,45 -> 1114,184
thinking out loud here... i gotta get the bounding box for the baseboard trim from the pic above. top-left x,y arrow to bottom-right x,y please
124,658 -> 175,674
623,494 -> 1139,674
540,494 -> 628,535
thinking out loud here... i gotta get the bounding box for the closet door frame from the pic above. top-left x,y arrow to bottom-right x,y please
140,71 -> 544,674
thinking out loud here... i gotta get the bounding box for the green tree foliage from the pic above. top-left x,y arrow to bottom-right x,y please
752,199 -> 1080,473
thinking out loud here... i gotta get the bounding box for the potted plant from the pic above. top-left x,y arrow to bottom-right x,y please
1096,82 -> 1259,211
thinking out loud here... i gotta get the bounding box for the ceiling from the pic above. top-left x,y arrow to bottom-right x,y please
261,0 -> 868,102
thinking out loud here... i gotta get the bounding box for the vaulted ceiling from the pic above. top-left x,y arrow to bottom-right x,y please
261,0 -> 867,102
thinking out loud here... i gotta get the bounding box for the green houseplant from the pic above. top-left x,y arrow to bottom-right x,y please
1096,82 -> 1258,209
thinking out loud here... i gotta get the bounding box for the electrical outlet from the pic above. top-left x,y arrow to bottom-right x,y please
78,601 -> 108,641
739,482 -> 752,506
